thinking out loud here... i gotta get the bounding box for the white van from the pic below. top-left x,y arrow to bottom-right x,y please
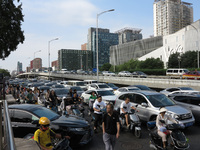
166,68 -> 189,77
67,80 -> 87,91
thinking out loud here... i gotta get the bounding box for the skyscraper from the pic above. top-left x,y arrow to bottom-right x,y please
17,61 -> 22,74
87,27 -> 118,68
153,0 -> 193,36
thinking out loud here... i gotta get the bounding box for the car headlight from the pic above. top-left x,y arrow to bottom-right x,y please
174,114 -> 180,120
69,128 -> 85,132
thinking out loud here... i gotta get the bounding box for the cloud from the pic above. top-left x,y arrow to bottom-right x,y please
24,0 -> 98,26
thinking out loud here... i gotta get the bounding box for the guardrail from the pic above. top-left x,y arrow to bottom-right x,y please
0,73 -> 16,150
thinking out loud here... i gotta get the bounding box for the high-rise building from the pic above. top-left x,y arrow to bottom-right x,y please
58,49 -> 93,71
153,0 -> 193,36
17,61 -> 22,74
30,58 -> 42,70
81,43 -> 87,50
116,27 -> 143,44
87,27 -> 118,68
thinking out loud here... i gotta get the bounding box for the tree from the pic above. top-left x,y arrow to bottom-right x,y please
139,58 -> 164,69
181,51 -> 198,68
168,53 -> 180,68
0,0 -> 25,59
100,63 -> 112,71
0,69 -> 10,77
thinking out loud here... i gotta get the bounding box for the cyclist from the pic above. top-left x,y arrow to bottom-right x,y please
34,117 -> 70,150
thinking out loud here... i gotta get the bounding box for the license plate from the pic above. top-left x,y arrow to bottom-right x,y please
185,122 -> 193,127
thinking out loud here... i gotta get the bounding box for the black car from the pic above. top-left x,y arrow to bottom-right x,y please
8,104 -> 93,147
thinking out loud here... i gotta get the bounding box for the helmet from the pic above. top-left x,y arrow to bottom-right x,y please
39,117 -> 50,125
160,107 -> 168,113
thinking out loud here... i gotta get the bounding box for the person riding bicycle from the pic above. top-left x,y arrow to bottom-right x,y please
120,97 -> 136,128
34,117 -> 70,150
93,95 -> 106,133
89,91 -> 97,110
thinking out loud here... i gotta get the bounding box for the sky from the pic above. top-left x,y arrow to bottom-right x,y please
0,0 -> 199,72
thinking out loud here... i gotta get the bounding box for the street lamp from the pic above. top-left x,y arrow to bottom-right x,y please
96,9 -> 115,81
48,38 -> 59,80
189,24 -> 199,68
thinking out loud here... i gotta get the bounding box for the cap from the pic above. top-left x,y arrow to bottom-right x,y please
160,107 -> 168,113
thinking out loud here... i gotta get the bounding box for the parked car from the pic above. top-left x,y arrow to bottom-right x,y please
132,71 -> 147,78
169,93 -> 200,123
81,89 -> 117,104
118,71 -> 132,77
129,85 -> 153,91
114,87 -> 140,95
106,83 -> 119,91
160,87 -> 199,96
8,104 -> 93,147
59,81 -> 68,87
102,71 -> 115,76
87,83 -> 113,92
114,91 -> 195,128
182,71 -> 200,80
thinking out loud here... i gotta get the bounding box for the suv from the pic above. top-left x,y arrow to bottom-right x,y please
114,91 -> 195,128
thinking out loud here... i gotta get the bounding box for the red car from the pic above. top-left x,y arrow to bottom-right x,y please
182,71 -> 200,79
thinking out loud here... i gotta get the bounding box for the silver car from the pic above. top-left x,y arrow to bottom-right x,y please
114,91 -> 195,128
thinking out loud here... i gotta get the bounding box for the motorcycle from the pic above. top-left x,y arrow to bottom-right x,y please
147,121 -> 189,150
119,109 -> 142,138
60,97 -> 85,118
46,138 -> 72,150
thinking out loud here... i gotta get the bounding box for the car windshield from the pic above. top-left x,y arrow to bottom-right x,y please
71,87 -> 83,91
146,94 -> 175,107
39,86 -> 50,90
135,85 -> 151,90
54,85 -> 65,88
98,85 -> 109,88
54,89 -> 69,95
107,83 -> 117,88
179,87 -> 194,90
32,107 -> 60,121
97,90 -> 114,96
76,82 -> 85,86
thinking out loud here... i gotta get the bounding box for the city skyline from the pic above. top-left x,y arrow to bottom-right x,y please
0,0 -> 199,72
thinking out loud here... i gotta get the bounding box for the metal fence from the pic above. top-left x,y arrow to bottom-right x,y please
0,73 -> 16,150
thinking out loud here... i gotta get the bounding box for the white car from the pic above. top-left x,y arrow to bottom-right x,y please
87,83 -> 113,91
81,89 -> 117,104
114,87 -> 141,95
102,71 -> 115,76
118,71 -> 132,77
160,87 -> 199,96
59,81 -> 69,87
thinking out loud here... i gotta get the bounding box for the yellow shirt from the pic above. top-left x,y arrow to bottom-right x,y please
34,128 -> 56,149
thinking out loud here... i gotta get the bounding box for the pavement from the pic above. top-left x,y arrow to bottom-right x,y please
15,138 -> 40,150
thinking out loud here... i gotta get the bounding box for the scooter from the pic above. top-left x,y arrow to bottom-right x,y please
119,109 -> 142,138
147,121 -> 189,150
47,138 -> 72,150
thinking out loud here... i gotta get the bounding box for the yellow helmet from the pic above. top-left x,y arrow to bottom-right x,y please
39,117 -> 50,125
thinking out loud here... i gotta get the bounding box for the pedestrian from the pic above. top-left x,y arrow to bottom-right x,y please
102,104 -> 120,150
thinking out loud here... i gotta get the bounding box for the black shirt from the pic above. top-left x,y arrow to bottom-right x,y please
102,112 -> 119,135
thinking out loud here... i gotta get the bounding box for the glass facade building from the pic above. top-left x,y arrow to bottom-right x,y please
58,49 -> 93,71
88,27 -> 118,68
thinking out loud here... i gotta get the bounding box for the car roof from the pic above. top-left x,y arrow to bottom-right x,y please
8,104 -> 42,111
118,91 -> 159,96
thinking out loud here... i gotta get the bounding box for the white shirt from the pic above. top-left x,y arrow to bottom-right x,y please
120,101 -> 132,114
156,114 -> 177,130
93,100 -> 106,114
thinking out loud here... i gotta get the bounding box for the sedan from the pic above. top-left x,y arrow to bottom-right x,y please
129,85 -> 153,91
8,104 -> 93,147
51,84 -> 65,88
106,83 -> 119,91
102,71 -> 115,76
160,87 -> 199,96
182,71 -> 200,80
118,71 -> 132,77
114,87 -> 140,95
81,89 -> 117,105
132,71 -> 147,78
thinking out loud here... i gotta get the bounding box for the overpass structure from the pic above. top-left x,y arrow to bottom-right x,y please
17,72 -> 200,91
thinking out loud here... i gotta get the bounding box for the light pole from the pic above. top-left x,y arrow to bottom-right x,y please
96,9 -> 115,81
189,24 -> 199,68
48,38 -> 59,80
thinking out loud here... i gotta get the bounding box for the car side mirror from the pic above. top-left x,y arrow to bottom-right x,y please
141,103 -> 148,107
32,120 -> 39,125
